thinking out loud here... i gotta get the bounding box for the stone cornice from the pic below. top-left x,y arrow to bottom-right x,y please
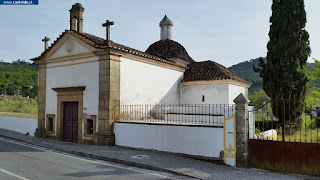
93,49 -> 123,61
52,86 -> 86,92
46,52 -> 96,64
181,79 -> 251,88
33,59 -> 47,66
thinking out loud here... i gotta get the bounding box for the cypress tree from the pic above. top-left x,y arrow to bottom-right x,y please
255,0 -> 311,122
264,0 -> 310,99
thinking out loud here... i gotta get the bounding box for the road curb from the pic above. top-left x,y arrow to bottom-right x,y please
0,134 -> 200,179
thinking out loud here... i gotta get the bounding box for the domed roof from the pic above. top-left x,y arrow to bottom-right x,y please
145,39 -> 194,63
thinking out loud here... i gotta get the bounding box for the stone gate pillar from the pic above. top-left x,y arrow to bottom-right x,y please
233,93 -> 250,168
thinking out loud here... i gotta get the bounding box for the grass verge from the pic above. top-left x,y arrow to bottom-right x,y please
0,98 -> 37,114
0,112 -> 37,119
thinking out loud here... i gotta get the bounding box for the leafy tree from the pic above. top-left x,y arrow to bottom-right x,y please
309,59 -> 320,83
254,0 -> 311,120
0,60 -> 38,98
305,91 -> 320,107
306,60 -> 320,107
249,89 -> 271,108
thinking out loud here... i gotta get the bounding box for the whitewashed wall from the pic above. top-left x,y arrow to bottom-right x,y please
46,57 -> 99,137
228,84 -> 248,104
180,83 -> 248,105
114,122 -> 223,157
180,84 -> 230,104
120,57 -> 184,105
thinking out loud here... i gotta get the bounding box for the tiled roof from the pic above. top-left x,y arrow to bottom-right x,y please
182,60 -> 251,85
32,30 -> 187,68
145,39 -> 194,63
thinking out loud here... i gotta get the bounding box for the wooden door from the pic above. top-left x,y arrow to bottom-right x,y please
63,102 -> 78,143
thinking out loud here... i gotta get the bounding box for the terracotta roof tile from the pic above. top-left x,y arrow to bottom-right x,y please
182,60 -> 251,85
145,39 -> 194,63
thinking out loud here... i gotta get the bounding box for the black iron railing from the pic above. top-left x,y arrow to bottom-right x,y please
116,104 -> 235,126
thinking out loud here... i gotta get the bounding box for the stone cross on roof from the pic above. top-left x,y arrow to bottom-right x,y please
42,36 -> 50,51
102,20 -> 114,44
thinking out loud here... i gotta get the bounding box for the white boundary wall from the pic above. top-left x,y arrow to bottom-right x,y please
0,116 -> 37,136
114,122 -> 223,158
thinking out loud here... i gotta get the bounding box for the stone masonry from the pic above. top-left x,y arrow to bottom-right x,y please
233,93 -> 250,168
34,62 -> 47,138
95,49 -> 121,146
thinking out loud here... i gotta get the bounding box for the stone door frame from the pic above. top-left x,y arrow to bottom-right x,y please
53,86 -> 85,143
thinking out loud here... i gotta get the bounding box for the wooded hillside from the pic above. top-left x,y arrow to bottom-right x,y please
0,60 -> 38,98
229,57 -> 315,94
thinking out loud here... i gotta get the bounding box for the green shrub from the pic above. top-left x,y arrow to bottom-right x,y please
0,98 -> 37,114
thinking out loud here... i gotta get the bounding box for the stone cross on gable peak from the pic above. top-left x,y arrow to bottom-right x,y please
102,20 -> 114,43
42,36 -> 50,51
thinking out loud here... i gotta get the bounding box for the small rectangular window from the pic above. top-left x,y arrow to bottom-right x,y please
46,114 -> 55,134
87,119 -> 93,134
48,118 -> 53,131
202,95 -> 205,102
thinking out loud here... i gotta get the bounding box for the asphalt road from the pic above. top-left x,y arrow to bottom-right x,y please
0,138 -> 188,180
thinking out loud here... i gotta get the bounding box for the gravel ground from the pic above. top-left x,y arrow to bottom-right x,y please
0,128 -> 318,180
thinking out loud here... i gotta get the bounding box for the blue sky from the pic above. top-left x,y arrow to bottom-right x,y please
0,0 -> 319,67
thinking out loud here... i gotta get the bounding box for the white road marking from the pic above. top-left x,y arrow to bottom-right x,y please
0,168 -> 30,180
0,137 -> 174,179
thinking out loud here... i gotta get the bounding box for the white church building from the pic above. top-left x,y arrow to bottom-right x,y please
32,3 -> 251,146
